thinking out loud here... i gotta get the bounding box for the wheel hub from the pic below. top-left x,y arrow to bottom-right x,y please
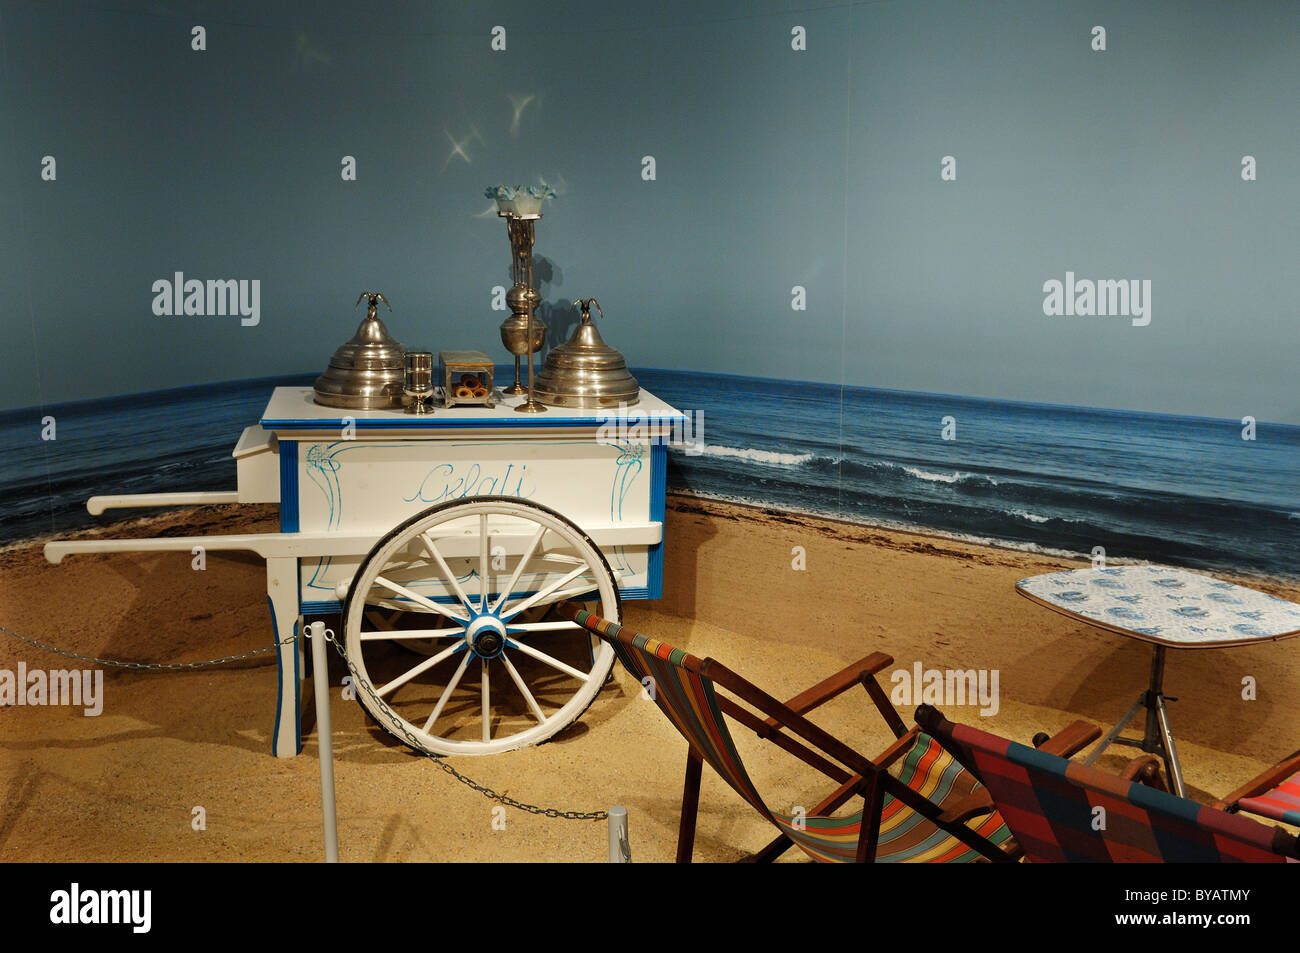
465,614 -> 509,659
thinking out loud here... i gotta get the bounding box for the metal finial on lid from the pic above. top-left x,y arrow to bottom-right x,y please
532,298 -> 639,408
313,292 -> 409,409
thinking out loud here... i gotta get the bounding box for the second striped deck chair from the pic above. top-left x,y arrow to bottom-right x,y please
559,604 -> 1096,863
917,704 -> 1300,863
1215,748 -> 1300,830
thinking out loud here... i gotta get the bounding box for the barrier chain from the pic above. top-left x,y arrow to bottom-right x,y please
0,623 -> 294,669
0,622 -> 607,821
320,626 -> 608,821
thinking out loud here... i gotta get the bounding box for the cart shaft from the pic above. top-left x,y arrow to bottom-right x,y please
44,522 -> 662,565
87,491 -> 240,515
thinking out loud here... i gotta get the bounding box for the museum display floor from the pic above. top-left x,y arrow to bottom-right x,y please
2,497 -> 1296,862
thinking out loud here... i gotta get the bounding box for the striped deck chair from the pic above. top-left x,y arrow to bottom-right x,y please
916,704 -> 1300,863
1215,748 -> 1300,830
559,604 -> 1096,863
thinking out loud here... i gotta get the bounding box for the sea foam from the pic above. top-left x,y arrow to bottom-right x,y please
698,445 -> 814,467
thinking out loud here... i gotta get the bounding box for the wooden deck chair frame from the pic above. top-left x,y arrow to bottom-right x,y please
558,603 -> 1098,863
1214,747 -> 1300,826
916,703 -> 1300,863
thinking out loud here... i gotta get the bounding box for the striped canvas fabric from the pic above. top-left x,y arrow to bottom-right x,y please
947,721 -> 1299,863
769,733 -> 1014,863
1238,771 -> 1300,828
567,607 -> 1012,863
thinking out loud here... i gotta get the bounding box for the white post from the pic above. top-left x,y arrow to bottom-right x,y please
608,806 -> 630,862
267,557 -> 302,757
309,620 -> 340,863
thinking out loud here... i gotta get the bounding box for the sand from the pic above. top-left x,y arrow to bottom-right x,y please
1,496 -> 1297,862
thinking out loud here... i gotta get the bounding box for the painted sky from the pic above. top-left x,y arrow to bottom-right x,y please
1,0 -> 1296,422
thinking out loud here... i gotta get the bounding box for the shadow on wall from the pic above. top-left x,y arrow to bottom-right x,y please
540,298 -> 580,351
530,254 -> 579,352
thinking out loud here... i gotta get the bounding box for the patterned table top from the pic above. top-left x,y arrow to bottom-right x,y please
1016,566 -> 1300,648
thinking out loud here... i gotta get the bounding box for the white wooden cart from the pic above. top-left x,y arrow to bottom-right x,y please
45,385 -> 685,758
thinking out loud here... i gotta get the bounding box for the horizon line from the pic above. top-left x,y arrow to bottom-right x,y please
0,366 -> 1295,433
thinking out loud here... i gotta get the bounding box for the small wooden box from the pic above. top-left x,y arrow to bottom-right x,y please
438,350 -> 496,408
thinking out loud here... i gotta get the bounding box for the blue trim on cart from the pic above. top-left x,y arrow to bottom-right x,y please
268,596 -> 281,747
280,440 -> 299,532
274,445 -> 302,757
647,442 -> 667,600
268,597 -> 302,757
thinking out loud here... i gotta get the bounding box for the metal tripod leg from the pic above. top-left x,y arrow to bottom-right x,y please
1083,644 -> 1185,797
1141,644 -> 1186,797
1140,645 -> 1166,754
1153,690 -> 1186,797
1083,693 -> 1147,765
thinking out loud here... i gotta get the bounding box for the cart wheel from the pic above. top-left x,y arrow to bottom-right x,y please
343,496 -> 620,756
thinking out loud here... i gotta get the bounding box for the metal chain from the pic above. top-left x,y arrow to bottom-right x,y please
320,627 -> 607,821
0,623 -> 294,670
0,621 -> 606,821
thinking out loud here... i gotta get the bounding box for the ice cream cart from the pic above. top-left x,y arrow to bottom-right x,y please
44,384 -> 685,757
44,191 -> 685,759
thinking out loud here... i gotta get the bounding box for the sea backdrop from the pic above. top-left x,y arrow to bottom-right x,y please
1,369 -> 1297,578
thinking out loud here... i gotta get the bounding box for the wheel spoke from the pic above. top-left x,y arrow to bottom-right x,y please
479,513 -> 490,612
349,499 -> 618,754
489,525 -> 547,613
499,565 -> 591,622
376,641 -> 464,698
529,552 -> 588,569
420,532 -> 476,615
367,597 -> 451,615
481,659 -> 491,742
500,652 -> 547,723
422,651 -> 471,732
508,640 -> 590,682
517,583 -> 602,612
509,621 -> 584,633
373,575 -> 468,624
359,626 -> 465,642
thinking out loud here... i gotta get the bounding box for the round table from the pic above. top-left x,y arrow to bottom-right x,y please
1017,565 -> 1300,797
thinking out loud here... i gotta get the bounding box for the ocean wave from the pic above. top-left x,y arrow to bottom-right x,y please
1009,508 -> 1050,523
669,489 -> 1096,562
899,465 -> 999,486
697,445 -> 816,467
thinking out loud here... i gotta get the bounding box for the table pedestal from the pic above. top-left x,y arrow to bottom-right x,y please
1083,644 -> 1185,797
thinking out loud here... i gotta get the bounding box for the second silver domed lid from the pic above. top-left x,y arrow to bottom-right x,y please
533,299 -> 639,408
314,292 -> 408,410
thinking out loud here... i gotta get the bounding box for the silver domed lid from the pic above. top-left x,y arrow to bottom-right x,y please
314,292 -> 408,409
533,299 -> 639,408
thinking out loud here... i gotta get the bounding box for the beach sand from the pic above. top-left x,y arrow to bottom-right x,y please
1,496 -> 1297,862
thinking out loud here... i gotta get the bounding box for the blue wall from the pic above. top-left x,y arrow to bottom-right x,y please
2,0 -> 1297,422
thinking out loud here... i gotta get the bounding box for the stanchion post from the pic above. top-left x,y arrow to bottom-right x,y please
608,806 -> 630,863
309,620 -> 340,863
